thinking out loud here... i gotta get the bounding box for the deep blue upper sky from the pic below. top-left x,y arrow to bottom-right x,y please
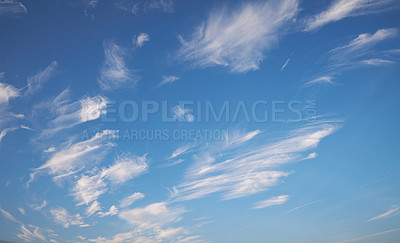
0,0 -> 400,242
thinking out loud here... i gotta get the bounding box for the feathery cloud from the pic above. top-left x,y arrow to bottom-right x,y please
367,207 -> 400,222
172,105 -> 194,122
115,0 -> 174,15
361,58 -> 396,66
30,130 -> 117,183
134,33 -> 150,48
0,0 -> 27,16
119,192 -> 145,208
0,82 -> 19,104
330,28 -> 398,60
335,228 -> 400,243
119,202 -> 185,229
0,207 -> 19,223
35,89 -> 108,137
98,40 -> 140,90
281,58 -> 291,71
253,195 -> 289,209
177,0 -> 299,72
305,76 -> 335,86
171,123 -> 338,202
304,0 -> 400,31
25,61 -> 57,96
17,224 -> 46,242
98,205 -> 118,217
72,154 -> 147,207
50,207 -> 85,228
157,75 -> 180,88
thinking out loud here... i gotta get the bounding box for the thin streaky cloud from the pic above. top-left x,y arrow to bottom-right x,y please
330,28 -> 398,58
0,0 -> 27,16
17,224 -> 46,242
0,82 -> 19,104
177,0 -> 299,73
0,207 -> 20,223
25,61 -> 57,96
304,0 -> 400,31
280,58 -> 291,71
367,207 -> 400,222
29,130 -> 118,184
50,207 -> 85,228
335,228 -> 400,243
171,123 -> 338,202
119,192 -> 145,208
98,40 -> 140,90
172,105 -> 195,122
253,195 -> 289,209
361,58 -> 396,66
134,33 -> 150,48
305,76 -> 335,86
286,198 -> 327,214
157,75 -> 180,88
35,89 -> 109,137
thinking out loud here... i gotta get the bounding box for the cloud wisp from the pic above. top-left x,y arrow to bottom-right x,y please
25,61 -> 57,96
157,75 -> 180,88
177,0 -> 299,73
253,195 -> 290,209
29,130 -> 118,183
133,33 -> 150,48
367,207 -> 400,222
171,123 -> 338,202
34,88 -> 108,137
98,40 -> 140,90
304,0 -> 400,32
0,0 -> 27,16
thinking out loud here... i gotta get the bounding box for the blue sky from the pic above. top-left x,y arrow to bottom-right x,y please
0,0 -> 400,242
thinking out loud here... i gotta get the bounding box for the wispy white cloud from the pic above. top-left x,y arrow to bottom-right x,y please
157,75 -> 180,88
100,154 -> 148,184
17,224 -> 46,242
169,144 -> 194,160
0,82 -> 19,104
367,207 -> 400,222
73,174 -> 108,206
29,130 -> 118,183
177,0 -> 299,72
86,201 -> 101,216
50,207 -> 85,228
25,61 -> 57,96
72,154 -> 147,207
0,127 -> 17,143
119,202 -> 185,229
31,200 -> 48,211
0,207 -> 20,223
304,0 -> 400,31
172,105 -> 194,122
335,228 -> 400,243
134,33 -> 150,48
330,28 -> 398,60
361,58 -> 395,66
98,40 -> 140,90
253,195 -> 289,209
0,0 -> 27,16
281,58 -> 291,71
305,76 -> 335,86
305,28 -> 398,86
98,205 -> 118,217
116,0 -> 174,15
119,192 -> 145,208
34,89 -> 109,137
171,123 -> 338,202
18,207 -> 25,215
